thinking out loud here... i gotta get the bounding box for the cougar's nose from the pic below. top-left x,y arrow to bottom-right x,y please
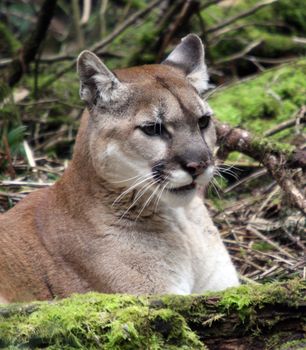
185,161 -> 210,179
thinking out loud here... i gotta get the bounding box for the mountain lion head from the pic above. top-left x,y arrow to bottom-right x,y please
77,34 -> 216,207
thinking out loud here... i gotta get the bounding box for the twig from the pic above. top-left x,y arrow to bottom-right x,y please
23,141 -> 36,168
283,227 -> 305,252
0,180 -> 53,188
264,105 -> 306,137
206,0 -> 278,34
215,40 -> 261,65
224,168 -> 267,193
245,55 -> 298,65
208,22 -> 287,41
265,155 -> 306,215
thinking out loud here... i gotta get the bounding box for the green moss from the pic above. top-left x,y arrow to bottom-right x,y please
0,280 -> 304,349
279,339 -> 306,350
0,294 -> 203,349
218,279 -> 305,326
209,59 -> 306,140
252,242 -> 275,252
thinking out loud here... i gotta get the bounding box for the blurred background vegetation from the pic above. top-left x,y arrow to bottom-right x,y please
0,0 -> 305,282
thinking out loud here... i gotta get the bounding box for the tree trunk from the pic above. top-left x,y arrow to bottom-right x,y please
0,280 -> 305,349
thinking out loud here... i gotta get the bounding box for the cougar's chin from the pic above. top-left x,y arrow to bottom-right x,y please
161,186 -> 197,207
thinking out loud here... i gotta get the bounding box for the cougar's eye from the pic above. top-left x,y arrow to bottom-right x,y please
139,123 -> 167,137
198,115 -> 211,130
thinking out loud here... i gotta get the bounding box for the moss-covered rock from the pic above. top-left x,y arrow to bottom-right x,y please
0,280 -> 305,349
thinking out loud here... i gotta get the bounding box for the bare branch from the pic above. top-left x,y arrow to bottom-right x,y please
214,40 -> 262,65
264,106 -> 306,137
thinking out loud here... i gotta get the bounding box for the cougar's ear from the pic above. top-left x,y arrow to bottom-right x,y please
77,50 -> 125,106
162,34 -> 208,94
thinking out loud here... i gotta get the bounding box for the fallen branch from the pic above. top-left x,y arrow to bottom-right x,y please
215,120 -> 306,215
0,280 -> 305,349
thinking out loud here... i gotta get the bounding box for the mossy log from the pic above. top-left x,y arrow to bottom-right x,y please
0,280 -> 305,349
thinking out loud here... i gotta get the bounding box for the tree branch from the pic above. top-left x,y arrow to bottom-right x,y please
214,40 -> 262,65
200,0 -> 223,11
215,120 -> 306,215
4,0 -> 57,88
206,0 -> 278,34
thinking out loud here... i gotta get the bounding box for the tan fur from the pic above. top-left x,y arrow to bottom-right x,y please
0,37 -> 239,302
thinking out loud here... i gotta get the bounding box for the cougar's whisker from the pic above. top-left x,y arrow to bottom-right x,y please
109,173 -> 149,184
153,177 -> 169,213
136,184 -> 161,221
209,178 -> 221,199
118,180 -> 157,222
112,173 -> 155,206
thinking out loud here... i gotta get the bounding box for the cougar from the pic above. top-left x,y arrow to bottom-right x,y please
0,34 -> 239,303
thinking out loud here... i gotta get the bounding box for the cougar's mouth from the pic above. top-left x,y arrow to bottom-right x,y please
168,182 -> 196,193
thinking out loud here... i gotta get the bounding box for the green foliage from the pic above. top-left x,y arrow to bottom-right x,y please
252,241 -> 275,252
3,125 -> 26,156
202,0 -> 306,61
0,22 -> 21,56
